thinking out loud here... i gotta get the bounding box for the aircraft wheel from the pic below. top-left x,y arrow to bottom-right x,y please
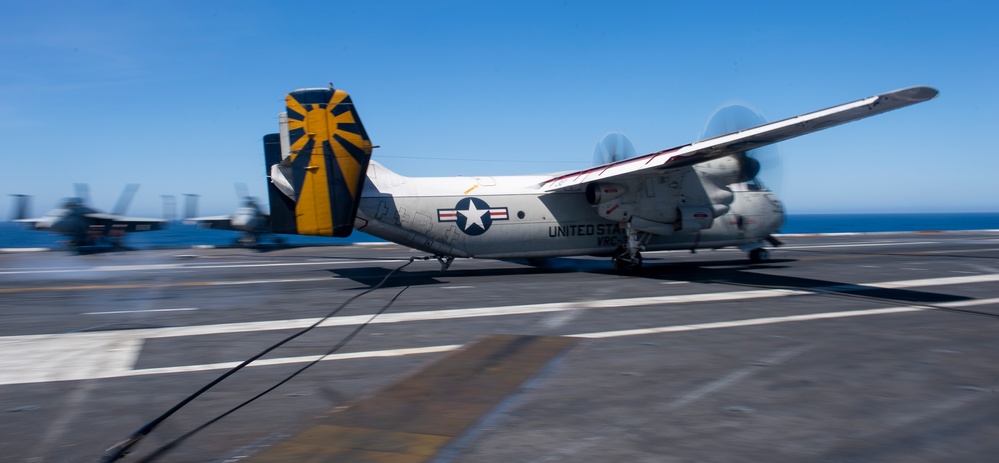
612,251 -> 643,274
749,248 -> 770,263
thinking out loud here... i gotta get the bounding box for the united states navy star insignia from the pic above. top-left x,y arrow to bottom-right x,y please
437,197 -> 508,236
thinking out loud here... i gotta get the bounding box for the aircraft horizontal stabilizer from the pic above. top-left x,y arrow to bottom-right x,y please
540,86 -> 938,192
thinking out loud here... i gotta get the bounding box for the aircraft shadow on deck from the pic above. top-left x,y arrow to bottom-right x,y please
328,256 -> 969,305
327,255 -> 628,288
636,259 -> 971,304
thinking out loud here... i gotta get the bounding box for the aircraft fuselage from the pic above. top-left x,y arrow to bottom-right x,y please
354,162 -> 783,259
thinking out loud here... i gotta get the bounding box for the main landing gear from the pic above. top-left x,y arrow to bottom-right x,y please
612,248 -> 643,274
437,255 -> 454,271
611,221 -> 644,274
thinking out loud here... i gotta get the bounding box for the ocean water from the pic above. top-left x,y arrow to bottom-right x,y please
1,213 -> 997,250
780,212 -> 999,234
0,222 -> 383,250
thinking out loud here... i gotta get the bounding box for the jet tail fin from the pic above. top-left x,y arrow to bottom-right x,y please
9,194 -> 31,221
112,184 -> 139,216
264,88 -> 373,237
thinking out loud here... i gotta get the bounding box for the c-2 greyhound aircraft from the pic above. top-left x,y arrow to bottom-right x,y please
261,86 -> 937,272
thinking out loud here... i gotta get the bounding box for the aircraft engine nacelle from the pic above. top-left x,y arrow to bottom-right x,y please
677,206 -> 714,233
586,183 -> 635,222
585,182 -> 627,205
629,206 -> 714,236
698,153 -> 760,186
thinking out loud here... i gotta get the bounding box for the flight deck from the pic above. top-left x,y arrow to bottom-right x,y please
1,231 -> 998,462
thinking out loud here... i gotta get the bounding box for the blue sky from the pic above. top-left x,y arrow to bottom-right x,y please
1,1 -> 996,219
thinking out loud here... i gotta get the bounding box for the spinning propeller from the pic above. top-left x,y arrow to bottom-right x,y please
592,132 -> 639,166
700,103 -> 784,195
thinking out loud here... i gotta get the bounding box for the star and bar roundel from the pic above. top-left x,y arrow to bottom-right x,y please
437,197 -> 509,236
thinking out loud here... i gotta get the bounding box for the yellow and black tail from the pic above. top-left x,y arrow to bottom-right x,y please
264,88 -> 373,237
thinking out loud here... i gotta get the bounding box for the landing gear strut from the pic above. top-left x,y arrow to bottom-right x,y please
611,221 -> 644,274
436,255 -> 454,271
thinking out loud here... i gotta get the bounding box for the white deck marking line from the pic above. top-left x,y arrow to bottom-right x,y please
1,276 -> 998,385
574,306 -> 924,338
0,277 -> 341,294
642,241 -> 935,255
120,345 -> 463,377
780,241 -> 938,250
864,274 -> 999,289
84,308 -> 199,315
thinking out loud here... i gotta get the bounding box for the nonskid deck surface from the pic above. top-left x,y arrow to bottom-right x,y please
1,231 -> 998,462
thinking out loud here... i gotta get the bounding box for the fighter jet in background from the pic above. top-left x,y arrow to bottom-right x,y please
185,185 -> 282,246
14,184 -> 166,250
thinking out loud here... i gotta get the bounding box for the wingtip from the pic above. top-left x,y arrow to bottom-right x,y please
888,86 -> 940,103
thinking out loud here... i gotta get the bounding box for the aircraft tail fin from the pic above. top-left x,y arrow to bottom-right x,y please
112,184 -> 139,216
264,88 -> 373,237
263,132 -> 298,232
182,194 -> 199,221
9,194 -> 31,221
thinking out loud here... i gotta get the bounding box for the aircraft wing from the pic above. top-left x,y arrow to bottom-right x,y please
540,86 -> 938,192
85,213 -> 167,232
184,215 -> 236,230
